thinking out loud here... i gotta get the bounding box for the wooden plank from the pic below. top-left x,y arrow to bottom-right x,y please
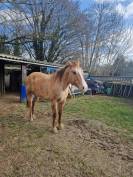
0,62 -> 5,96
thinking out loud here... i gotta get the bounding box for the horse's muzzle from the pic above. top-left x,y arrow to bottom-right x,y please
82,82 -> 88,93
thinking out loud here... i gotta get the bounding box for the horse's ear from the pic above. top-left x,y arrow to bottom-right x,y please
66,61 -> 73,66
73,60 -> 80,67
66,60 -> 80,67
76,60 -> 80,67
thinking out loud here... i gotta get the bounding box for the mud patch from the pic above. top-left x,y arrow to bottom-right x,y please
68,119 -> 133,160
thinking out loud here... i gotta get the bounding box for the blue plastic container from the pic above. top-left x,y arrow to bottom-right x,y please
20,84 -> 27,102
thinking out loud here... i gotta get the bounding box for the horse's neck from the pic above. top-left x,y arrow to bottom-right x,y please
53,71 -> 69,91
61,71 -> 70,90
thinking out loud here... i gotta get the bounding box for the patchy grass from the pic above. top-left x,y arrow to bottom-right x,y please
65,95 -> 133,137
0,95 -> 133,177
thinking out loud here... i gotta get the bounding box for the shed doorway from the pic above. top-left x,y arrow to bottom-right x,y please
5,64 -> 21,94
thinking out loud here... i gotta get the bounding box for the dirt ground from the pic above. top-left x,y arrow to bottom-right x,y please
0,95 -> 133,177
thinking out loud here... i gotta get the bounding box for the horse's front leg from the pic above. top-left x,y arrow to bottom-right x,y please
51,101 -> 58,133
57,101 -> 65,130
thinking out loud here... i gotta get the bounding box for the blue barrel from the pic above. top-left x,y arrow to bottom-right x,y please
20,84 -> 27,102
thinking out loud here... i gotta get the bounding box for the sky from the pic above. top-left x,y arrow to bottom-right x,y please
1,0 -> 133,60
79,0 -> 133,60
80,0 -> 133,19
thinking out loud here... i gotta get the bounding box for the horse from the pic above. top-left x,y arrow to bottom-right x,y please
25,60 -> 88,133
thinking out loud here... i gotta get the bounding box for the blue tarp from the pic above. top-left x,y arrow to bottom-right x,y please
47,67 -> 56,73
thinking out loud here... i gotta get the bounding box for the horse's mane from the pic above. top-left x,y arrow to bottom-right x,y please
55,65 -> 69,81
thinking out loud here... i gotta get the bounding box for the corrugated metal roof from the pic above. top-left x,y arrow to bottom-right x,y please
0,53 -> 62,68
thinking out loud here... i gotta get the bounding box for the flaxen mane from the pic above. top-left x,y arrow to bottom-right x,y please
55,65 -> 69,81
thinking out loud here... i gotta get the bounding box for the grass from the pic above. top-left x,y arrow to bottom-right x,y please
0,95 -> 133,138
65,95 -> 133,137
0,95 -> 133,177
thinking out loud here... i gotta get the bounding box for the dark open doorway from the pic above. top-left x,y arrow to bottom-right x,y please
5,64 -> 21,94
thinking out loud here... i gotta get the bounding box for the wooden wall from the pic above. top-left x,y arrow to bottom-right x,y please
0,62 -> 5,96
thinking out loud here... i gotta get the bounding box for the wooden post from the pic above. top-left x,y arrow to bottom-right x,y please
20,64 -> 27,102
123,85 -> 127,97
0,62 -> 5,96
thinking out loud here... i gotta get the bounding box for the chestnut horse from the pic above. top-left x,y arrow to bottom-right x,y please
26,61 -> 88,133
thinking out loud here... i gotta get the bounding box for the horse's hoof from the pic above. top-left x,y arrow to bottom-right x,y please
53,127 -> 58,133
33,114 -> 36,119
57,123 -> 64,130
30,118 -> 34,122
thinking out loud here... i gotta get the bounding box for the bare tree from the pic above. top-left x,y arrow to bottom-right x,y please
79,1 -> 132,74
0,0 -> 132,69
0,0 -> 83,62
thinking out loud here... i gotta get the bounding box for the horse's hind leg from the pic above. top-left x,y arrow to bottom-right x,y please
27,94 -> 34,121
32,96 -> 37,119
51,101 -> 58,133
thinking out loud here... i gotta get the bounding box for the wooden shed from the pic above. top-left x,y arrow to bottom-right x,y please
0,54 -> 61,101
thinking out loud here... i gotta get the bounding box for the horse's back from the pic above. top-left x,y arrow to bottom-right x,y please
27,72 -> 48,79
26,72 -> 50,94
26,72 -> 69,101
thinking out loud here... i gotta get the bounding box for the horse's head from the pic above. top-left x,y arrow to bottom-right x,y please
65,61 -> 88,93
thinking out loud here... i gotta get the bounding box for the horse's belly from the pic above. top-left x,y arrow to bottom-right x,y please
33,83 -> 50,99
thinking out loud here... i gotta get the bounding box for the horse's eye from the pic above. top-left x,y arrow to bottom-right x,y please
72,71 -> 76,75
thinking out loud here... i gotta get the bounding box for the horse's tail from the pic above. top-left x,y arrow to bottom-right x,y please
26,99 -> 29,107
26,91 -> 30,108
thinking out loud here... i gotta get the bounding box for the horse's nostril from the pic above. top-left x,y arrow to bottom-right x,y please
83,86 -> 84,90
